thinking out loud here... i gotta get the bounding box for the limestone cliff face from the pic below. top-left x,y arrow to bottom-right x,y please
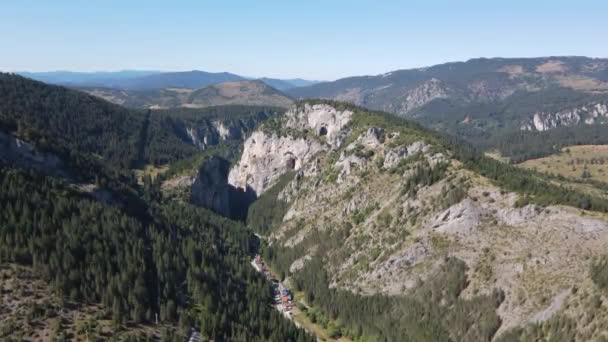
389,78 -> 451,115
191,157 -> 233,216
227,131 -> 325,196
190,156 -> 254,219
227,103 -> 353,196
284,103 -> 353,148
0,131 -> 69,178
521,102 -> 608,131
180,111 -> 272,150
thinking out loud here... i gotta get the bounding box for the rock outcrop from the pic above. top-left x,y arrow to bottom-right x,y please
179,111 -> 272,150
227,131 -> 324,196
521,102 -> 608,131
0,131 -> 70,178
284,103 -> 353,148
228,103 -> 353,196
394,78 -> 450,114
191,156 -> 255,219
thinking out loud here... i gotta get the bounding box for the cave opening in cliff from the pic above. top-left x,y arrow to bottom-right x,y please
286,158 -> 296,170
319,126 -> 328,136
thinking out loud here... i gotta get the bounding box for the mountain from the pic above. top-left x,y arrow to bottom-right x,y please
257,77 -> 298,91
288,57 -> 608,161
117,70 -> 245,89
21,70 -> 244,89
0,73 -> 280,170
21,70 -> 321,91
5,70 -> 608,340
258,77 -> 322,90
0,72 -> 311,341
206,100 -> 608,341
18,70 -> 161,87
281,78 -> 323,88
288,57 -> 608,115
80,80 -> 294,109
185,80 -> 293,108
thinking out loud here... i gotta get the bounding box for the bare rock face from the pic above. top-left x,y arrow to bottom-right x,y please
181,111 -> 273,150
398,78 -> 450,114
521,101 -> 608,131
429,199 -> 482,236
358,127 -> 384,148
0,131 -> 69,178
228,131 -> 325,196
335,128 -> 385,180
285,103 -> 353,148
383,141 -> 432,169
228,103 -> 353,196
191,157 -> 233,216
191,156 -> 255,219
532,110 -> 581,131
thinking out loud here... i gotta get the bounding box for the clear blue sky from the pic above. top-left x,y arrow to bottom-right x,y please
2,0 -> 607,80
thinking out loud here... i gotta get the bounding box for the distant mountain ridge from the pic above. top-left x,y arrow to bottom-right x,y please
18,70 -> 161,86
288,56 -> 608,116
20,70 -> 321,91
286,56 -> 608,160
81,79 -> 293,109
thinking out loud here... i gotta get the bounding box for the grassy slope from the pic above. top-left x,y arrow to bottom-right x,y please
518,145 -> 608,183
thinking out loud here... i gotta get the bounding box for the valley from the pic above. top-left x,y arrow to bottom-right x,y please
251,254 -> 351,342
6,1 -> 608,340
5,58 -> 608,342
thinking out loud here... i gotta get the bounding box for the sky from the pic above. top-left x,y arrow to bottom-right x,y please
1,0 -> 607,80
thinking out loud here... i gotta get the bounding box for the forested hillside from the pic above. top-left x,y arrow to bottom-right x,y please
0,73 -> 143,170
6,71 -> 608,341
0,72 -> 282,171
288,57 -> 608,162
0,74 -> 310,341
240,101 -> 608,341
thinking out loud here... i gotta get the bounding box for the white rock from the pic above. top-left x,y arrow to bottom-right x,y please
228,131 -> 324,196
285,103 -> 353,148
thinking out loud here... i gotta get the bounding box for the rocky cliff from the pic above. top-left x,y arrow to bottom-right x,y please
190,156 -> 254,219
228,103 -> 353,196
174,109 -> 274,150
0,131 -> 69,178
243,101 -> 608,340
521,102 -> 608,131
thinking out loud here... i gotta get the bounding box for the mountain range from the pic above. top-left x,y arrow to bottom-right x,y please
286,56 -> 608,160
20,70 -> 321,91
31,57 -> 608,163
4,68 -> 608,340
80,79 -> 293,109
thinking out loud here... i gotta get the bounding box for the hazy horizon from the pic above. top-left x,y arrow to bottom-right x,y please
16,54 -> 608,84
3,0 -> 608,79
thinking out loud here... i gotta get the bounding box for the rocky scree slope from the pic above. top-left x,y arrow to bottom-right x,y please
239,101 -> 608,340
